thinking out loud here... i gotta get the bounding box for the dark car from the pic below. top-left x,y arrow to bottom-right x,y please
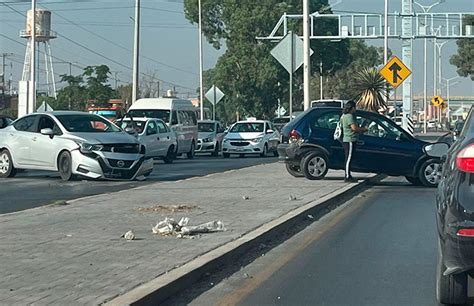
437,120 -> 465,145
436,107 -> 474,305
277,107 -> 445,187
0,114 -> 14,129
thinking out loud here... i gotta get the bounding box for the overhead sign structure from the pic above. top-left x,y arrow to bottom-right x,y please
271,32 -> 314,119
205,85 -> 225,121
431,95 -> 444,107
379,56 -> 412,88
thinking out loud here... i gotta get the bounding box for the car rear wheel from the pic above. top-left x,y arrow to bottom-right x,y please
418,159 -> 442,187
212,142 -> 219,157
260,144 -> 268,157
163,145 -> 175,164
58,151 -> 75,181
405,176 -> 422,186
437,241 -> 467,304
0,149 -> 16,178
301,151 -> 329,180
285,163 -> 304,177
187,141 -> 195,159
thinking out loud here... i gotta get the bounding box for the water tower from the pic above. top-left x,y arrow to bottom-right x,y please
20,9 -> 57,98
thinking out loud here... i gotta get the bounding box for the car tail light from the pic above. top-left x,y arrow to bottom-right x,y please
456,144 -> 474,173
289,129 -> 301,143
457,229 -> 474,237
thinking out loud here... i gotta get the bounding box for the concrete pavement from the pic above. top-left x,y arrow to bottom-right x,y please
1,162 -> 375,305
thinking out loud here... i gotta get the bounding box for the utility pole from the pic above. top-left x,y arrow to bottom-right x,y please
132,0 -> 140,104
1,53 -> 13,102
29,0 -> 36,114
303,0 -> 310,110
198,0 -> 204,120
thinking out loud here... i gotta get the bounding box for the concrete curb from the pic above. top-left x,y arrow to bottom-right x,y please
105,174 -> 384,306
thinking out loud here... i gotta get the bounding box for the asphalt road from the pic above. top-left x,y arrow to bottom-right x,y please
0,155 -> 277,214
173,177 -> 474,306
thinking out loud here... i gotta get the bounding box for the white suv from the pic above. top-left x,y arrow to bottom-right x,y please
222,119 -> 280,158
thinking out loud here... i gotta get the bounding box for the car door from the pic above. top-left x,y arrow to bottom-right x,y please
30,115 -> 63,168
355,113 -> 418,175
141,120 -> 159,158
156,120 -> 172,157
9,115 -> 39,166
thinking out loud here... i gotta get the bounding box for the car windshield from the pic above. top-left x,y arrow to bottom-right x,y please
198,123 -> 215,132
56,114 -> 121,133
116,119 -> 146,134
128,109 -> 170,123
230,122 -> 264,133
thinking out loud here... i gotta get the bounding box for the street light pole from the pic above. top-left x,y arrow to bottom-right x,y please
29,0 -> 36,114
319,61 -> 323,100
303,0 -> 311,110
198,0 -> 204,120
132,0 -> 140,104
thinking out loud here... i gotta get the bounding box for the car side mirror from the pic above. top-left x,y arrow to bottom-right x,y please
40,128 -> 54,137
424,142 -> 449,158
266,129 -> 274,134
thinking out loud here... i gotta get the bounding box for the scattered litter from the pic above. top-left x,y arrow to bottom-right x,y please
277,296 -> 281,300
210,282 -> 214,286
121,230 -> 136,240
307,214 -> 314,219
242,195 -> 250,200
289,195 -> 298,201
152,217 -> 226,237
135,205 -> 198,214
65,234 -> 73,237
243,273 -> 252,279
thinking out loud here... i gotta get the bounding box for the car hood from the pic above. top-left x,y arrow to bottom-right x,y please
198,132 -> 216,139
63,132 -> 139,145
225,132 -> 264,140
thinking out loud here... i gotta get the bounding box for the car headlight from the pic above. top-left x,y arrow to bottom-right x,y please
251,137 -> 263,143
78,142 -> 103,153
202,137 -> 213,143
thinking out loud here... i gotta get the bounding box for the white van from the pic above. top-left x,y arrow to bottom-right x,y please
127,98 -> 198,158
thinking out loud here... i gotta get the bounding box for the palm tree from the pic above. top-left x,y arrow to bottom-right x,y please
352,67 -> 389,113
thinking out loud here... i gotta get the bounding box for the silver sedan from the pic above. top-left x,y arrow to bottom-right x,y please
0,111 -> 154,181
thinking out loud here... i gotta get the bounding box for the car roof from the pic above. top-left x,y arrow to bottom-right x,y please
234,120 -> 267,124
35,111 -> 89,116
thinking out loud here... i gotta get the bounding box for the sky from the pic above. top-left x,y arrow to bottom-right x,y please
0,0 -> 473,99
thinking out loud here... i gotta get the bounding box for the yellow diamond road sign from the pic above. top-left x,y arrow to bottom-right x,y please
431,95 -> 444,107
379,56 -> 412,88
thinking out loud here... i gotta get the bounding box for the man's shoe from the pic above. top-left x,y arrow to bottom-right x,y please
344,177 -> 358,183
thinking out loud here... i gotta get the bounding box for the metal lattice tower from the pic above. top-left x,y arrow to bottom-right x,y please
20,9 -> 57,99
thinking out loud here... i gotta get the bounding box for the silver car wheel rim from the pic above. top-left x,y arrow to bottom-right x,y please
308,157 -> 326,177
0,152 -> 10,174
424,162 -> 441,184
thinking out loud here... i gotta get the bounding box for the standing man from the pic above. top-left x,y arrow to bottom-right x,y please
341,101 -> 367,183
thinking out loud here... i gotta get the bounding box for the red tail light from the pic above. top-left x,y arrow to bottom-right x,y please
456,144 -> 474,173
289,129 -> 301,143
457,229 -> 474,237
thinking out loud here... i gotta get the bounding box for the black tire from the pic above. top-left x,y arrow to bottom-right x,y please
211,142 -> 219,157
163,145 -> 175,164
301,151 -> 329,180
260,144 -> 268,157
58,151 -> 75,181
187,141 -> 195,159
436,241 -> 467,305
223,153 -> 230,158
0,149 -> 16,178
273,149 -> 279,157
418,159 -> 442,188
285,163 -> 304,177
405,176 -> 422,186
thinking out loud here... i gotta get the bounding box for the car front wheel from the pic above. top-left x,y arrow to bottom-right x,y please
58,151 -> 75,181
418,159 -> 442,187
301,151 -> 329,180
187,141 -> 195,159
163,145 -> 176,164
436,241 -> 467,304
260,144 -> 268,157
0,149 -> 16,178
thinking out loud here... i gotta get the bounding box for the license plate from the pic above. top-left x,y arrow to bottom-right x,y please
236,148 -> 244,152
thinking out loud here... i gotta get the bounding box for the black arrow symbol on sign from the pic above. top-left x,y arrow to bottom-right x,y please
434,97 -> 440,104
389,62 -> 403,84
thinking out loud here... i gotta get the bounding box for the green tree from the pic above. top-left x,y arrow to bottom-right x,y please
450,15 -> 474,80
184,0 -> 350,121
53,74 -> 86,110
83,65 -> 114,106
353,67 -> 388,112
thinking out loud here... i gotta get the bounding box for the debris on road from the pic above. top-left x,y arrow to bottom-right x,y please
152,217 -> 226,237
122,230 -> 135,240
242,195 -> 250,200
307,214 -> 314,219
289,195 -> 298,201
135,204 -> 198,213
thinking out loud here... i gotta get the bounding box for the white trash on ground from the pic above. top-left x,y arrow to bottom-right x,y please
152,217 -> 225,237
122,230 -> 136,240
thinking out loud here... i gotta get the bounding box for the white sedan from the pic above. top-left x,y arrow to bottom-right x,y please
222,119 -> 280,158
116,118 -> 178,163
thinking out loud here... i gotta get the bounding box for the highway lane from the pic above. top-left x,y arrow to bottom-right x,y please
170,177 -> 468,306
0,155 -> 277,214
